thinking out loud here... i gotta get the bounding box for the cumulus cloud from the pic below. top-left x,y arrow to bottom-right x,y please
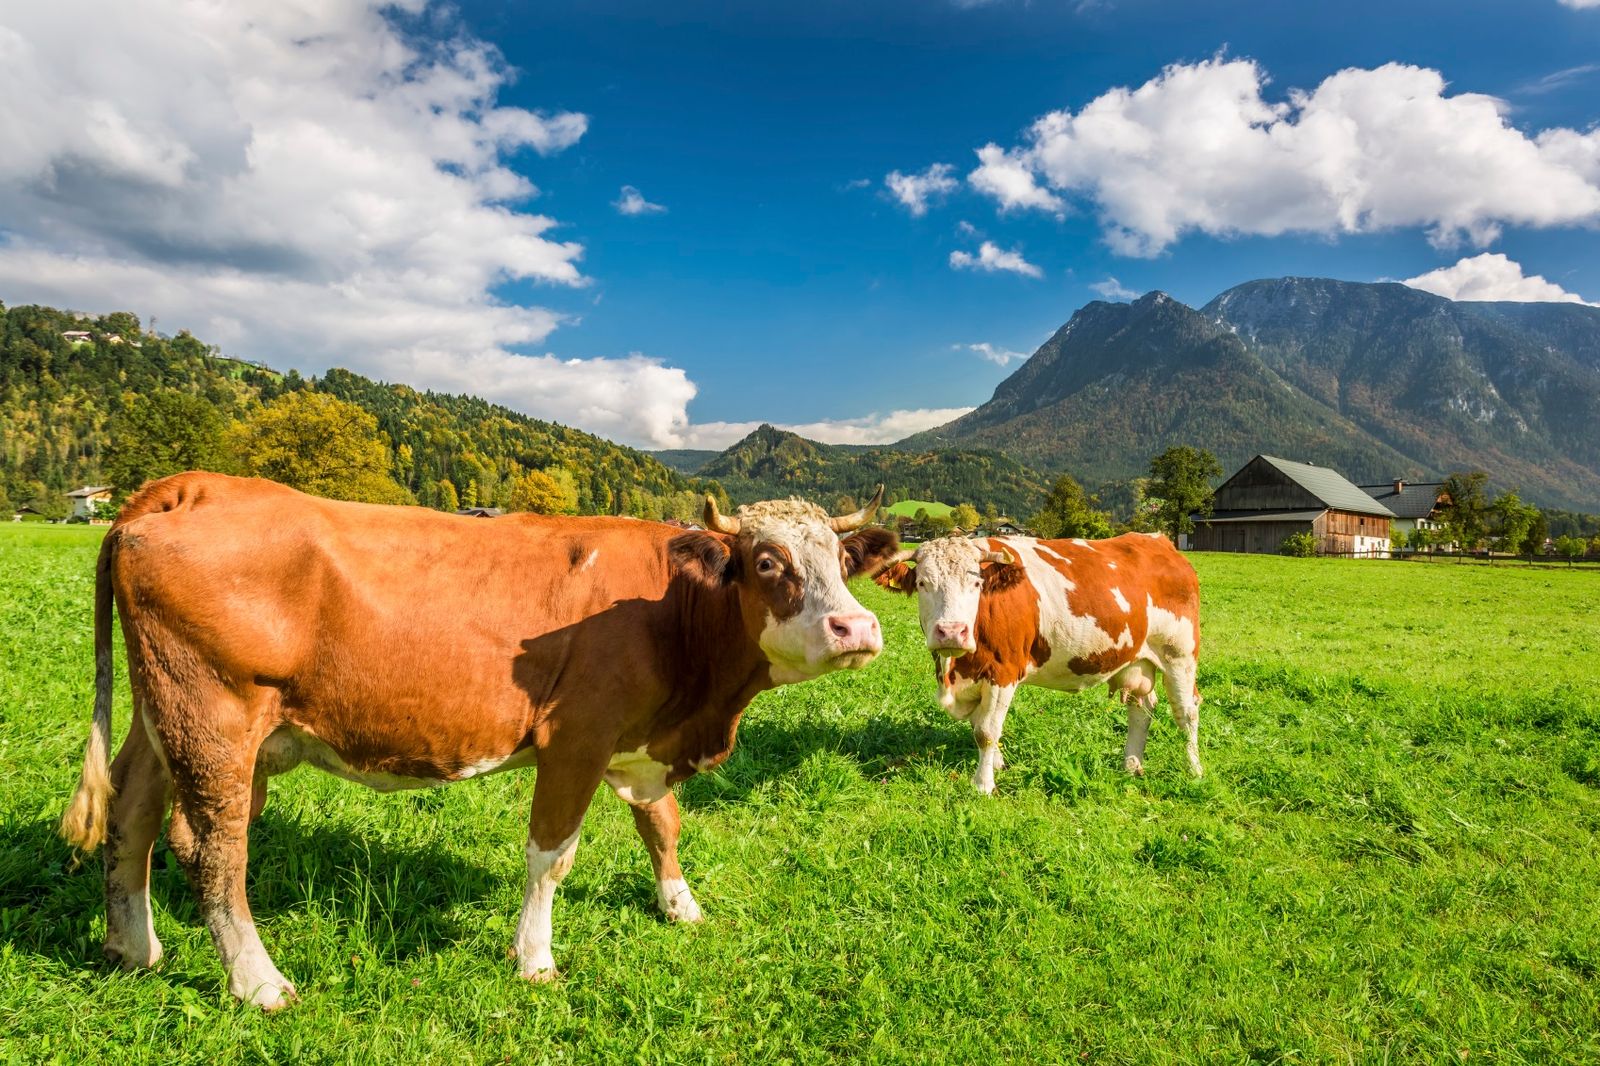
1402,253 -> 1596,305
949,241 -> 1043,277
0,0 -> 733,448
957,57 -> 1600,256
885,163 -> 959,216
962,342 -> 1027,366
614,185 -> 667,215
678,408 -> 975,451
968,144 -> 1064,214
1557,0 -> 1599,9
1090,277 -> 1139,300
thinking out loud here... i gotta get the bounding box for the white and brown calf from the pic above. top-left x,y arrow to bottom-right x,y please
877,533 -> 1203,793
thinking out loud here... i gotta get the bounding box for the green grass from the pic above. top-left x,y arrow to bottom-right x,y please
2,524 -> 1598,1063
883,499 -> 953,520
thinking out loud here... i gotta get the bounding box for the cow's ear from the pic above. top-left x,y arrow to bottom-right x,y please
981,557 -> 1028,593
874,561 -> 919,595
842,527 -> 900,578
669,532 -> 740,586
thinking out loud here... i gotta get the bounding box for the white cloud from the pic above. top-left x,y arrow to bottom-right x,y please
0,1 -> 733,449
1090,277 -> 1139,300
614,185 -> 667,215
960,57 -> 1600,256
885,163 -> 959,216
1557,0 -> 1600,8
962,342 -> 1027,366
1516,64 -> 1600,95
677,408 -> 975,451
968,144 -> 1064,214
1402,253 -> 1595,305
949,241 -> 1043,278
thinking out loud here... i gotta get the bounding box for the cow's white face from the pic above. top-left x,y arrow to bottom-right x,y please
880,537 -> 1015,657
736,502 -> 886,683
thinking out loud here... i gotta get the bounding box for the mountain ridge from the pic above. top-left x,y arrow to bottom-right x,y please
904,279 -> 1600,511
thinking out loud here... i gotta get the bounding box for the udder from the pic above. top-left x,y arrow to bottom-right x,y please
1107,660 -> 1159,710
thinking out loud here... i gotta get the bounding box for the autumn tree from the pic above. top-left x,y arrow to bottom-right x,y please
507,468 -> 580,515
1148,446 -> 1222,543
436,479 -> 460,512
951,503 -> 981,531
227,391 -> 412,504
104,389 -> 230,496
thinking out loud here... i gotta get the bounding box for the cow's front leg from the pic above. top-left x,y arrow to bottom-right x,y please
627,793 -> 703,923
970,683 -> 1016,795
516,754 -> 604,982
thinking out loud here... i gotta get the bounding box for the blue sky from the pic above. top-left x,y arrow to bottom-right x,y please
1,0 -> 1597,448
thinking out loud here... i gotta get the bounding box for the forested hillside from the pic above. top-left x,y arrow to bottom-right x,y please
698,424 -> 1049,516
0,301 -> 712,518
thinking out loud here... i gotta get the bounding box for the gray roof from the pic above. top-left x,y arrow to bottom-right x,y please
1257,456 -> 1396,517
1200,509 -> 1324,524
66,485 -> 112,497
1358,481 -> 1443,520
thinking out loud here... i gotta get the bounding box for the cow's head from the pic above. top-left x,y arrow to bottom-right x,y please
875,535 -> 1020,657
669,488 -> 900,683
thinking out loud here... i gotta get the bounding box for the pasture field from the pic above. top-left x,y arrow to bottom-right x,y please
1,523 -> 1598,1064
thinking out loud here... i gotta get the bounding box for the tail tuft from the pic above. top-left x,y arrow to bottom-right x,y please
60,526 -> 119,853
59,728 -> 112,852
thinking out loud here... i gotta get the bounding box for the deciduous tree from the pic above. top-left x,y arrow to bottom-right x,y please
1441,471 -> 1489,551
1030,475 -> 1113,540
104,389 -> 230,496
227,391 -> 412,505
1148,446 -> 1222,543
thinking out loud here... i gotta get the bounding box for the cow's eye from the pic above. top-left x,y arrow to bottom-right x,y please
756,556 -> 779,575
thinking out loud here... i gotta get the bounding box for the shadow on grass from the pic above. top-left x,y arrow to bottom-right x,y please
0,810 -> 499,968
681,709 -> 976,808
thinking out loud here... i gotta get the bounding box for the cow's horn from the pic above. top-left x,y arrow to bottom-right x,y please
703,495 -> 741,535
980,549 -> 1015,566
830,484 -> 885,533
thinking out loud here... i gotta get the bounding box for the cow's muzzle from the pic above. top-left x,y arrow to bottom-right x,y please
823,611 -> 882,665
929,620 -> 975,656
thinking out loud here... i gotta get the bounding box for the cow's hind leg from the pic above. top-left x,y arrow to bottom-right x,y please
103,713 -> 169,969
970,683 -> 1017,795
161,691 -> 294,1009
1161,657 -> 1204,777
627,792 -> 703,923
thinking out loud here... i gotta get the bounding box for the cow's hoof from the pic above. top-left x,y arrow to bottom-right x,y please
522,966 -> 560,984
971,775 -> 996,795
1124,756 -> 1145,776
104,936 -> 163,970
232,975 -> 298,1011
658,884 -> 704,924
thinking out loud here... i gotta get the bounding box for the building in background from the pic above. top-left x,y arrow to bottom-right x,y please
1189,455 -> 1395,556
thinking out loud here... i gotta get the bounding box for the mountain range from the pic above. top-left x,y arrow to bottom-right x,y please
902,278 -> 1600,511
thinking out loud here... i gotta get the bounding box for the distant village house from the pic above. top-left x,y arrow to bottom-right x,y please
1358,479 -> 1446,541
66,485 -> 114,522
1187,455 -> 1395,557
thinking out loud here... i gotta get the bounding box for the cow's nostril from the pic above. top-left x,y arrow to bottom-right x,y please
829,618 -> 851,638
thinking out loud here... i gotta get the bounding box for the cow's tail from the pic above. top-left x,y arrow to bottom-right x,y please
60,528 -> 119,853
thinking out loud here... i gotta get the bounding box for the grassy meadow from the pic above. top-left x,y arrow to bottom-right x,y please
1,523 -> 1598,1063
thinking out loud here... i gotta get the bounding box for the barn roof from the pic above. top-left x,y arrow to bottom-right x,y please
1358,481 -> 1444,520
65,485 -> 113,497
1200,509 -> 1325,524
1256,456 -> 1396,518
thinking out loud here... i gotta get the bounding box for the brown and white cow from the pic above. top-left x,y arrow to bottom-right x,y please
876,532 -> 1202,793
59,472 -> 899,1008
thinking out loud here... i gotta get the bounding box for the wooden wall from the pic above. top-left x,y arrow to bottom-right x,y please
1193,510 -> 1392,555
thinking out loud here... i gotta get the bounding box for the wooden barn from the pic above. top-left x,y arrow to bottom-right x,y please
1190,455 -> 1396,557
